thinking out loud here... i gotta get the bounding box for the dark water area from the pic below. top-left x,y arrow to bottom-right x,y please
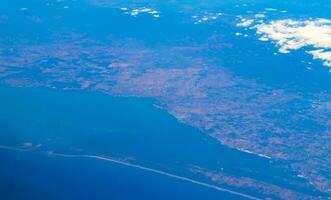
0,85 -> 322,199
0,149 -> 248,200
0,0 -> 330,199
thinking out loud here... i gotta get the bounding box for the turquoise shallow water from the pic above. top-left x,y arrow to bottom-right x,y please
0,85 -> 322,199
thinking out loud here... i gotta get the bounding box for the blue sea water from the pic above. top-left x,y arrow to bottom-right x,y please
0,85 -> 322,199
1,0 -> 331,199
0,85 -> 248,200
0,149 -> 245,200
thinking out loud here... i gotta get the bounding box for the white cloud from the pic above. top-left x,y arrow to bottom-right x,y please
236,18 -> 254,27
255,19 -> 331,51
265,8 -> 278,11
237,17 -> 331,67
307,50 -> 331,67
121,7 -> 160,18
254,14 -> 266,18
193,12 -> 223,24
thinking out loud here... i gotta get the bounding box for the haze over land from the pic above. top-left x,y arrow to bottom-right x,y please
0,0 -> 331,199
